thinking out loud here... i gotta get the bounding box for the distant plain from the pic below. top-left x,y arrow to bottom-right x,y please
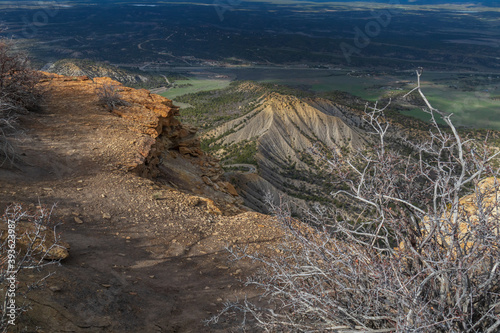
1,0 -> 500,128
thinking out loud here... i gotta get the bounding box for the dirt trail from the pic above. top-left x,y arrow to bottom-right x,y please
0,76 -> 282,332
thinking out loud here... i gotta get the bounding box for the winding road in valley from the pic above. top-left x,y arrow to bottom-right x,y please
225,164 -> 257,174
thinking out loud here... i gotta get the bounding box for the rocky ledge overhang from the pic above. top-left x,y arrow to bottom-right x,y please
39,73 -> 243,215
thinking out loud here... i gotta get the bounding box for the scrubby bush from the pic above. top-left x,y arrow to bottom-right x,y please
0,37 -> 42,166
0,39 -> 42,112
211,70 -> 500,332
96,83 -> 130,110
0,204 -> 65,332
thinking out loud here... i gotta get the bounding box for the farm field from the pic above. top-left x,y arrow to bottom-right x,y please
160,79 -> 231,100
423,88 -> 500,129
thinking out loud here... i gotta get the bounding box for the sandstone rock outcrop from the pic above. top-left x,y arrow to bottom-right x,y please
39,73 -> 243,215
0,73 -> 288,332
398,177 -> 500,252
0,221 -> 70,260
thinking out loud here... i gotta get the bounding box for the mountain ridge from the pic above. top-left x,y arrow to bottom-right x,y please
46,59 -> 170,89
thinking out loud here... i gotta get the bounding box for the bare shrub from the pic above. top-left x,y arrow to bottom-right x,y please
211,70 -> 500,332
0,204 -> 66,331
0,39 -> 42,112
0,37 -> 43,166
96,83 -> 130,110
0,99 -> 18,167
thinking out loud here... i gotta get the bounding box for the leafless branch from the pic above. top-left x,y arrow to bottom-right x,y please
0,38 -> 43,167
96,83 -> 130,111
211,70 -> 500,332
0,204 -> 65,331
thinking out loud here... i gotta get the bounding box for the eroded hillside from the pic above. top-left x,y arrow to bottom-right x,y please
197,85 -> 368,213
176,81 -> 464,214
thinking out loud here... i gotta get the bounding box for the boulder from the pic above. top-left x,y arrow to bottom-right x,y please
0,222 -> 70,260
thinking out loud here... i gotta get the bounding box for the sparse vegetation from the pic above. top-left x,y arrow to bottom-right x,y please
48,58 -> 178,89
0,204 -> 65,331
212,72 -> 500,332
208,139 -> 258,166
96,83 -> 130,111
0,37 -> 42,167
175,82 -> 261,130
